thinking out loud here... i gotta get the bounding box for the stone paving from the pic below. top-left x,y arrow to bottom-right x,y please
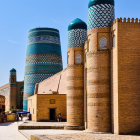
20,129 -> 82,140
19,121 -> 67,130
20,128 -> 140,140
1,120 -> 140,140
0,122 -> 27,140
19,121 -> 66,127
19,121 -> 140,140
31,132 -> 140,140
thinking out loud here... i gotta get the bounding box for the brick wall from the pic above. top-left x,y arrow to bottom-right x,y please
28,94 -> 37,121
37,94 -> 66,121
112,18 -> 140,134
111,22 -> 119,134
28,94 -> 66,122
86,28 -> 111,132
66,47 -> 84,128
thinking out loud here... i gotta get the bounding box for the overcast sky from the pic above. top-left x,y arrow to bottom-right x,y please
0,0 -> 140,86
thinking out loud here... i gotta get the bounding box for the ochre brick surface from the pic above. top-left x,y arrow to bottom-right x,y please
66,47 -> 84,128
86,28 -> 111,132
112,19 -> 140,134
31,133 -> 140,140
111,22 -> 119,134
28,18 -> 140,136
28,94 -> 66,122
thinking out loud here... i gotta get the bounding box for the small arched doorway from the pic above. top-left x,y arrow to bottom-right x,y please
0,95 -> 5,113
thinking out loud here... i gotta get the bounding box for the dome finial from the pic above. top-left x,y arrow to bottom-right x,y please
10,68 -> 16,73
88,0 -> 114,8
68,18 -> 87,31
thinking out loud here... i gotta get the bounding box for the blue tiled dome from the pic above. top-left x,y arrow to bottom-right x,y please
10,68 -> 16,72
88,0 -> 114,8
68,18 -> 87,31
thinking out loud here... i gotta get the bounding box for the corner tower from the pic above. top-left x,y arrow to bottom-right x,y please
65,18 -> 87,130
86,0 -> 115,132
23,27 -> 63,111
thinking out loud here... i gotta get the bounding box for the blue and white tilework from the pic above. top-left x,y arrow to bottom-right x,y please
23,28 -> 63,111
68,29 -> 87,48
88,4 -> 114,30
28,36 -> 60,45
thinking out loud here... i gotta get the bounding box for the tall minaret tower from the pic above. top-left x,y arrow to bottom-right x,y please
86,0 -> 115,132
23,27 -> 63,111
65,18 -> 87,130
9,68 -> 17,110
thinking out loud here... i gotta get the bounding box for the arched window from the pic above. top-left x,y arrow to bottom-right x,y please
75,54 -> 82,64
113,36 -> 116,47
99,37 -> 107,50
89,40 -> 91,51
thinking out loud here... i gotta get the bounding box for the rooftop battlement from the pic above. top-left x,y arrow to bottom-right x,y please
113,18 -> 140,24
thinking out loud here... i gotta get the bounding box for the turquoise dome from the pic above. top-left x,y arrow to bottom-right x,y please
68,18 -> 87,31
10,68 -> 16,72
88,0 -> 114,8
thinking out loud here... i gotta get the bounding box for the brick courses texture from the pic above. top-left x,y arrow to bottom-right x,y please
111,18 -> 140,134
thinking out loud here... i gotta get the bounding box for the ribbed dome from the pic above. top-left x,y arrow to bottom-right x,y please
10,68 -> 16,72
68,18 -> 87,31
88,0 -> 114,8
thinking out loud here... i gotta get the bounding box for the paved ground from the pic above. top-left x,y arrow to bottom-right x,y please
0,122 -> 27,140
30,133 -> 140,140
20,129 -> 82,140
19,122 -> 66,127
20,129 -> 140,140
19,121 -> 67,130
1,120 -> 140,140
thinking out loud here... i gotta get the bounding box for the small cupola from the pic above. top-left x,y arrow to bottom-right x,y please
68,18 -> 87,31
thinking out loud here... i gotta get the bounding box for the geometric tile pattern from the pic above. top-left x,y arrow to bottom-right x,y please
24,73 -> 53,100
24,74 -> 54,84
68,29 -> 87,48
26,43 -> 61,56
23,28 -> 63,111
28,36 -> 60,45
25,64 -> 63,75
88,4 -> 114,30
26,54 -> 62,64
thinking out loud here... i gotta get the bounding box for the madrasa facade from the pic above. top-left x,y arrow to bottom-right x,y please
27,0 -> 140,135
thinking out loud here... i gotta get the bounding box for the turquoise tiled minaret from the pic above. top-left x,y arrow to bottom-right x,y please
88,0 -> 115,30
23,27 -> 63,111
68,18 -> 87,48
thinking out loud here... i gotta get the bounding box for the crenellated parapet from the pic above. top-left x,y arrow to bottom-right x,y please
113,18 -> 140,24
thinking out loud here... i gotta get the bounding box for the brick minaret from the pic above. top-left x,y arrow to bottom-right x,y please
86,0 -> 115,132
9,68 -> 17,110
65,18 -> 87,130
